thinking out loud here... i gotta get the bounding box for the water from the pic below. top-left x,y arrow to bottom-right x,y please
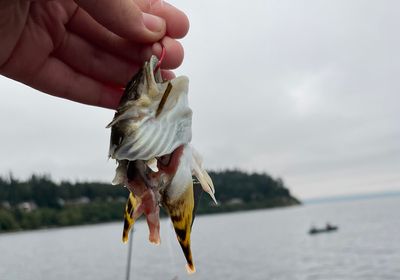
1,196 -> 400,280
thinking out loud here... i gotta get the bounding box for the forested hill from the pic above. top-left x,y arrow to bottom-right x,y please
200,171 -> 300,213
0,171 -> 300,232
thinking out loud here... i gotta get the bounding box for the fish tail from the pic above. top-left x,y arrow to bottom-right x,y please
165,183 -> 196,274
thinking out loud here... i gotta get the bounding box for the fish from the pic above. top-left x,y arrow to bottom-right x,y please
107,55 -> 216,273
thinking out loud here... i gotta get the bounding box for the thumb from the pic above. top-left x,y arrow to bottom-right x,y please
74,0 -> 166,43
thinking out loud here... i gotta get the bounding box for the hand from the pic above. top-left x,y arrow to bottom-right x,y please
0,0 -> 189,109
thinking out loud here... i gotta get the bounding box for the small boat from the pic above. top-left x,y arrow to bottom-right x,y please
309,223 -> 338,235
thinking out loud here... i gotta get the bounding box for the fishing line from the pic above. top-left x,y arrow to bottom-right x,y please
125,228 -> 135,280
166,220 -> 180,279
154,43 -> 166,73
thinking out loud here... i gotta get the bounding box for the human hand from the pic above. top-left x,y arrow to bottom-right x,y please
0,0 -> 189,109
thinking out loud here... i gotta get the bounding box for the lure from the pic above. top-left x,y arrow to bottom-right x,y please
107,55 -> 216,273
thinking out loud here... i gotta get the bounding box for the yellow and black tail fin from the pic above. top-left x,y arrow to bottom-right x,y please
122,192 -> 138,243
165,183 -> 196,274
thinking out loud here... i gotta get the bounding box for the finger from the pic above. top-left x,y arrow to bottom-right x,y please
67,9 -> 184,70
135,0 -> 189,39
161,69 -> 175,80
54,31 -> 139,86
74,0 -> 166,43
152,37 -> 184,69
67,7 -> 154,63
30,57 -> 122,109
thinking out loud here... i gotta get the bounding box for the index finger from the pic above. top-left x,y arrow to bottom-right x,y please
74,0 -> 166,43
135,0 -> 190,39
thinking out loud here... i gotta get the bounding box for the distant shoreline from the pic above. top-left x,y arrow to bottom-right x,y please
0,201 -> 301,235
0,171 -> 301,233
303,190 -> 400,204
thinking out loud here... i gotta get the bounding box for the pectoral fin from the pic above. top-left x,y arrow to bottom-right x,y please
191,150 -> 217,204
122,192 -> 139,243
164,183 -> 196,274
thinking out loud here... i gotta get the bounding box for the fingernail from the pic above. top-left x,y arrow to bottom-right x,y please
149,0 -> 164,8
143,13 -> 165,33
152,42 -> 162,56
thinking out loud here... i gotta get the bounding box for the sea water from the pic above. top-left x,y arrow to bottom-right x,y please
0,196 -> 399,280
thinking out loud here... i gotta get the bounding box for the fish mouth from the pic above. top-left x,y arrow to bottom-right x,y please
148,55 -> 159,74
144,55 -> 164,88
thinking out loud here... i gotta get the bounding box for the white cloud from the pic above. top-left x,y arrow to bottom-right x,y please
1,0 -> 399,199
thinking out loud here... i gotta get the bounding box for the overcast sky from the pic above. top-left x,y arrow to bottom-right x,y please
1,0 -> 399,199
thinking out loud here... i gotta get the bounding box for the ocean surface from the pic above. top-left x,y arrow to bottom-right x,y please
1,196 -> 399,280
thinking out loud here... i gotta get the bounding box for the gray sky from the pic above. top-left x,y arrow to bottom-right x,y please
1,0 -> 399,199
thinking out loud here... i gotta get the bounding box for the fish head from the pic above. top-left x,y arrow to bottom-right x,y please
113,55 -> 166,113
108,55 -> 191,162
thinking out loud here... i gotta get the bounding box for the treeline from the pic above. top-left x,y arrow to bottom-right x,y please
196,170 -> 300,214
0,171 -> 300,232
0,175 -> 129,231
0,175 -> 128,207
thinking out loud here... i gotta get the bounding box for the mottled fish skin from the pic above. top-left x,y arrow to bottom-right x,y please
122,192 -> 137,243
165,184 -> 196,274
107,55 -> 216,273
